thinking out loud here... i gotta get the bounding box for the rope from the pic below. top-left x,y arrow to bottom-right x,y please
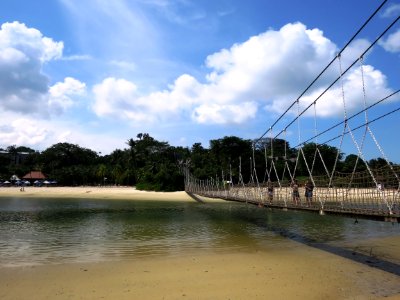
295,89 -> 400,147
254,0 -> 389,145
252,143 -> 262,204
328,54 -> 347,189
274,13 -> 400,141
263,144 -> 269,183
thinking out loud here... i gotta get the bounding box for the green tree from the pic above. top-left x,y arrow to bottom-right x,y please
126,133 -> 185,191
40,143 -> 99,185
341,154 -> 367,173
208,136 -> 253,183
297,143 -> 342,177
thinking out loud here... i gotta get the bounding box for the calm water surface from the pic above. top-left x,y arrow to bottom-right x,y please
0,197 -> 398,267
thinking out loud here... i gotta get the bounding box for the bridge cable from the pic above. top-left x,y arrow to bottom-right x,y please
293,89 -> 400,148
339,55 -> 395,214
273,12 -> 400,140
254,0 -> 389,145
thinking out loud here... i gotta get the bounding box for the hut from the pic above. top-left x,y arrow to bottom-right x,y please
22,171 -> 46,183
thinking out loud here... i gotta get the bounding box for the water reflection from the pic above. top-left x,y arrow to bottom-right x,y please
0,197 -> 398,267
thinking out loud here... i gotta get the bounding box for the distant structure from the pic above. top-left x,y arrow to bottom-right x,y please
22,171 -> 46,181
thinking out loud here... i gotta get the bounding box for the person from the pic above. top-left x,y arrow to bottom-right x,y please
267,180 -> 274,204
291,179 -> 300,205
377,182 -> 384,192
305,179 -> 314,206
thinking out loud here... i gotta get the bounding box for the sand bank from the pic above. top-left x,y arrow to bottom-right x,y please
0,186 -> 205,201
1,239 -> 400,300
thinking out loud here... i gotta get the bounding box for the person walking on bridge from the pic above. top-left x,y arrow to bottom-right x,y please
291,179 -> 300,206
305,179 -> 314,207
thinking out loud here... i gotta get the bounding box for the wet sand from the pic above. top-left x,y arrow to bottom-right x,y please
1,240 -> 400,300
0,187 -> 399,299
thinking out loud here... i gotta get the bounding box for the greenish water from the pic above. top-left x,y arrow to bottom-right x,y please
0,197 -> 398,267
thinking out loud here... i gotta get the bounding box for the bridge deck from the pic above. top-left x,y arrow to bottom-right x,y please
187,186 -> 400,223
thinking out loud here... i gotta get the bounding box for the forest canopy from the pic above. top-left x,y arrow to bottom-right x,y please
0,133 -> 395,191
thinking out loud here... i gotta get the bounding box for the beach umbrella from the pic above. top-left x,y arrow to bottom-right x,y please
43,180 -> 50,185
24,181 -> 31,185
3,181 -> 10,184
10,175 -> 20,181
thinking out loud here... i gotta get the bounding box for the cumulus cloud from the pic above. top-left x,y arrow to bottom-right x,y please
91,22 -> 395,125
0,118 -> 49,146
48,77 -> 86,115
192,102 -> 257,124
0,21 -> 85,116
0,115 -> 125,153
379,29 -> 400,53
0,22 -> 62,113
92,77 -> 140,119
293,65 -> 394,118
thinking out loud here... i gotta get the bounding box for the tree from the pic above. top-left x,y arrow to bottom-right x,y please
297,143 -> 342,177
126,133 -> 185,191
368,158 -> 389,170
341,154 -> 367,173
208,136 -> 253,183
40,143 -> 99,185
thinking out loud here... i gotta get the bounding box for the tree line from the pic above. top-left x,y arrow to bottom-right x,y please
0,133 -> 394,191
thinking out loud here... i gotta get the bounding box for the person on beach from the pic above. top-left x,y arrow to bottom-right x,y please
291,179 -> 300,205
267,180 -> 274,204
305,179 -> 314,206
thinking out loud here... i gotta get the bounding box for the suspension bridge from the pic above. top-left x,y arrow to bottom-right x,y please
183,1 -> 400,223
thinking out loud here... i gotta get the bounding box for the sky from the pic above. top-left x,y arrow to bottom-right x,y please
0,0 -> 399,161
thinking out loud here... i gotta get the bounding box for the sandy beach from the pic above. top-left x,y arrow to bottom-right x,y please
0,187 -> 399,299
0,186 -> 196,201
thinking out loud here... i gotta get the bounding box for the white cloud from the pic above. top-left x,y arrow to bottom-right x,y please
48,77 -> 86,115
192,102 -> 257,124
379,29 -> 400,53
92,22 -> 396,125
0,21 -> 63,113
0,118 -> 49,146
92,77 -> 139,119
0,114 -> 124,153
285,65 -> 396,119
92,74 -> 201,123
381,4 -> 400,18
0,21 -> 86,117
0,22 -> 63,62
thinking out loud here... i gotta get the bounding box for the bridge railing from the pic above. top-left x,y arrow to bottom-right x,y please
186,182 -> 400,220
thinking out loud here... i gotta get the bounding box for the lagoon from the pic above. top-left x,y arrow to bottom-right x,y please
0,196 -> 398,268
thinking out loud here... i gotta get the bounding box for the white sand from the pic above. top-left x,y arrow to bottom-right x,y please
0,186 -> 197,201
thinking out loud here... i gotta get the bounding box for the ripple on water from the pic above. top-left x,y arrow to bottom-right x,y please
0,197 -> 398,267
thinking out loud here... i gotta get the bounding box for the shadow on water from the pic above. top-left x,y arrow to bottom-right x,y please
191,199 -> 400,276
231,204 -> 400,277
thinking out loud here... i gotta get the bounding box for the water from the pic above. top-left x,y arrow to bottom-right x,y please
0,197 -> 398,267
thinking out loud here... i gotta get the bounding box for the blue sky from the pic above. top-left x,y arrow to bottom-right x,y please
0,0 -> 399,162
